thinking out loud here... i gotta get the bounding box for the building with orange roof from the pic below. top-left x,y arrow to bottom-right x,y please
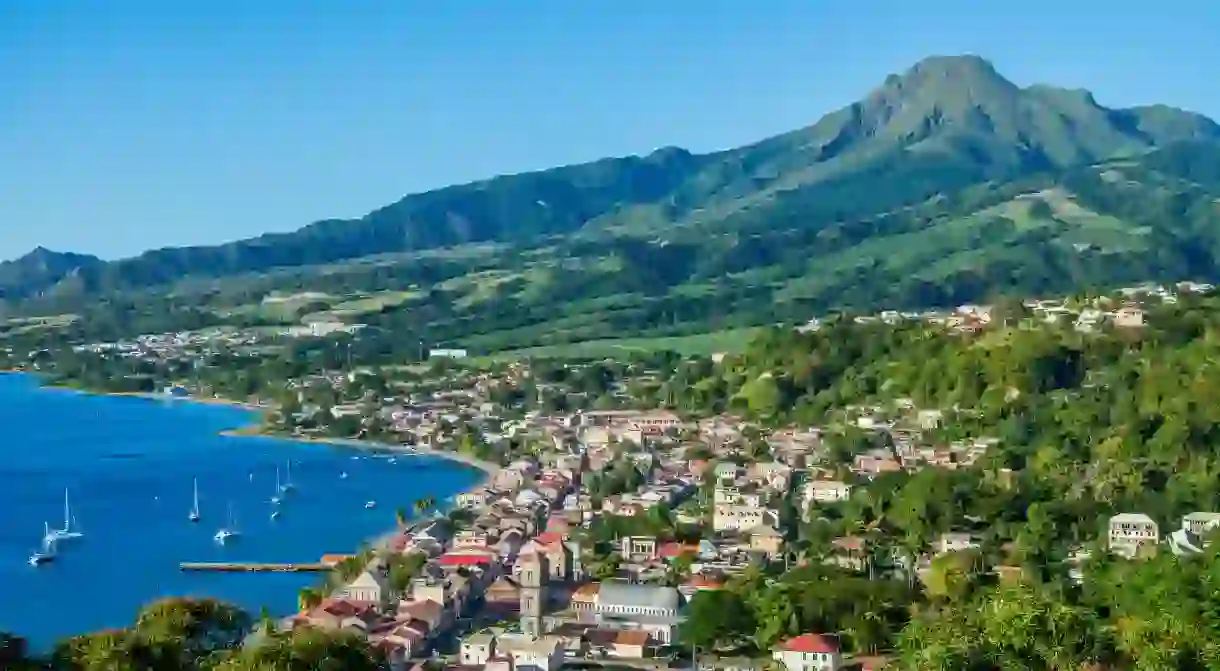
568,582 -> 599,612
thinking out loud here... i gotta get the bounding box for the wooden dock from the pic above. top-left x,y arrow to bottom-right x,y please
179,562 -> 330,573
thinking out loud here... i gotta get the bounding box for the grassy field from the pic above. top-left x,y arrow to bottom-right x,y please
307,291 -> 421,320
0,313 -> 79,336
483,327 -> 761,361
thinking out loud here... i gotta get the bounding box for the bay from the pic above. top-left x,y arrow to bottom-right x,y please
0,373 -> 483,647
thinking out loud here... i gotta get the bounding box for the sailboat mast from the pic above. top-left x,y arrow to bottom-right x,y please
63,489 -> 70,531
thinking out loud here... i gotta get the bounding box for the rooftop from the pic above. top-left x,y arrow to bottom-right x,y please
1111,513 -> 1156,524
780,633 -> 840,654
598,582 -> 680,611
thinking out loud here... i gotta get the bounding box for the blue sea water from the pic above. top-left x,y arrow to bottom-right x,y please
0,373 -> 483,647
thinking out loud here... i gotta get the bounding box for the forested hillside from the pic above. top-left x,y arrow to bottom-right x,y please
6,55 -> 1220,353
662,292 -> 1220,668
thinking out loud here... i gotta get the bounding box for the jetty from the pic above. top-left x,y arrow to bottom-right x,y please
179,561 -> 329,572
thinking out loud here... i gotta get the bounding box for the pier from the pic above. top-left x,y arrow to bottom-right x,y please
179,562 -> 330,572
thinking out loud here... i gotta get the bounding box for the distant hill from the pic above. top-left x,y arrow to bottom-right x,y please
0,247 -> 104,301
8,54 -> 1220,352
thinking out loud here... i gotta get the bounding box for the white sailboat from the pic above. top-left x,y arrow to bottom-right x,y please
30,524 -> 56,566
44,489 -> 83,545
364,500 -> 377,509
214,503 -> 240,544
270,467 -> 282,505
188,478 -> 201,523
280,461 -> 296,493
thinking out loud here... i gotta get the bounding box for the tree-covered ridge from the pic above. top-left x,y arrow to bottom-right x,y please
3,54 -> 1218,309
672,294 -> 1220,518
655,294 -> 1220,669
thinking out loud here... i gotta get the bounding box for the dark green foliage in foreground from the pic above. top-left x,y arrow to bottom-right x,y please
5,596 -> 379,671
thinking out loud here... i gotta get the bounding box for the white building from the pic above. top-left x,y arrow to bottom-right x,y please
712,503 -> 768,533
1169,512 -> 1220,556
772,633 -> 842,671
936,532 -> 979,555
495,634 -> 564,671
460,633 -> 495,666
339,569 -> 391,609
1108,513 -> 1159,559
802,480 -> 852,508
714,485 -> 764,507
592,582 -> 684,644
429,348 -> 469,359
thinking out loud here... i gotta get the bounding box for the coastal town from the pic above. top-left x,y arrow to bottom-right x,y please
5,280 -> 1218,669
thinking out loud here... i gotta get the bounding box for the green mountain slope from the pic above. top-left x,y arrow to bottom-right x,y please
4,54 -> 1217,306
16,140 -> 1220,354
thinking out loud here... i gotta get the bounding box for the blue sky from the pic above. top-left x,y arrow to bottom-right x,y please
2,0 -> 1217,260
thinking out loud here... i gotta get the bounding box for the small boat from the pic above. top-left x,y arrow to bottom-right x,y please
270,467 -> 282,505
364,500 -> 377,509
270,508 -> 281,520
339,471 -> 349,480
188,478 -> 201,523
387,457 -> 397,464
30,526 -> 56,566
214,504 -> 240,544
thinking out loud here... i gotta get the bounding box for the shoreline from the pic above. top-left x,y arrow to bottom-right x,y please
4,369 -> 499,630
217,433 -> 499,559
220,428 -> 500,477
17,370 -> 499,545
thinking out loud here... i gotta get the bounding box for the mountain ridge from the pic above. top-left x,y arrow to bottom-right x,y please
3,54 -> 1219,309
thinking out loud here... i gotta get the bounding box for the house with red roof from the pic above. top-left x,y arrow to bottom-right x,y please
772,633 -> 842,671
657,541 -> 699,560
436,550 -> 497,569
298,597 -> 380,632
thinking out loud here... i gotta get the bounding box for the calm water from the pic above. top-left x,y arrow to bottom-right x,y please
0,373 -> 482,646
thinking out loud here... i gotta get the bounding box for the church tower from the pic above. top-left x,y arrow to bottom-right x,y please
517,550 -> 549,639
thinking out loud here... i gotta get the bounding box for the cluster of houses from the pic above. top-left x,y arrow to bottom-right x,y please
798,281 -> 1216,336
71,326 -> 271,357
276,405 -> 857,671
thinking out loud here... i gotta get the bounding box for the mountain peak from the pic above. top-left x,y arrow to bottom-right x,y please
909,54 -> 1000,76
8,246 -> 97,266
877,54 -> 1017,99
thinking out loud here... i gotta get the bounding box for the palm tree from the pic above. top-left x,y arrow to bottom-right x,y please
297,587 -> 323,612
395,507 -> 408,529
